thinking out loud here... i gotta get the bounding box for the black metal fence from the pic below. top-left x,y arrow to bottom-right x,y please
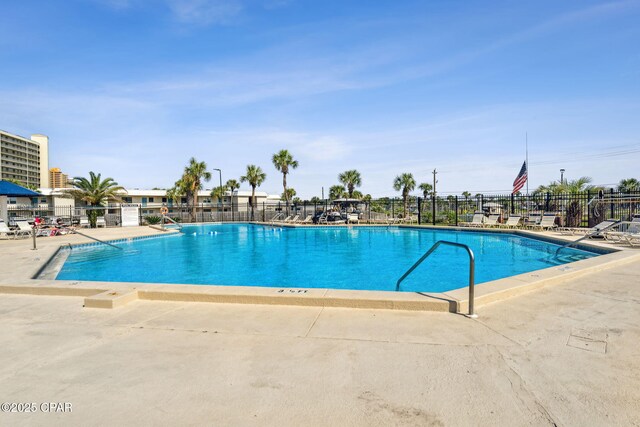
6,190 -> 639,228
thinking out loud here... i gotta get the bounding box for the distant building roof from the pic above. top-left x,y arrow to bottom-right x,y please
0,180 -> 42,197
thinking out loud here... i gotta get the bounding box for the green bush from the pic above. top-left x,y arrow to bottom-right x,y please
145,215 -> 162,225
170,216 -> 182,223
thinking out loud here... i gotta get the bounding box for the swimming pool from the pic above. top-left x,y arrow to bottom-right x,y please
54,224 -> 598,293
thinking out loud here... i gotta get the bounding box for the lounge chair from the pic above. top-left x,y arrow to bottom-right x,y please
286,215 -> 299,223
460,212 -> 484,227
558,218 -> 619,236
500,215 -> 522,229
0,222 -> 22,239
603,217 -> 640,243
96,217 -> 107,227
482,214 -> 500,228
16,221 -> 35,236
300,215 -> 313,224
530,214 -> 557,231
524,214 -> 542,229
79,217 -> 90,228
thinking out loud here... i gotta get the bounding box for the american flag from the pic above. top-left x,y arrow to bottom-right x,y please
512,161 -> 528,194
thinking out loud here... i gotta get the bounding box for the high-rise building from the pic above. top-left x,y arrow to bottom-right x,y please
49,167 -> 71,188
0,130 -> 50,188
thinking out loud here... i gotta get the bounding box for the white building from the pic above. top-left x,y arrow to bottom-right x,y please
0,130 -> 50,188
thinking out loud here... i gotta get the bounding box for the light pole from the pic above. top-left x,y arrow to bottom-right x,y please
560,169 -> 565,185
213,168 -> 222,221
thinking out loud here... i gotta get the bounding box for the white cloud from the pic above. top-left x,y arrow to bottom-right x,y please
166,0 -> 244,25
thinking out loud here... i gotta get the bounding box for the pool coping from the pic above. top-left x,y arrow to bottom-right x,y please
2,223 -> 639,314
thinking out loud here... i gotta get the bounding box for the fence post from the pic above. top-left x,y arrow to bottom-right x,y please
432,195 -> 436,225
610,188 -> 615,218
545,192 -> 550,212
417,197 -> 421,225
455,196 -> 459,226
391,199 -> 395,218
510,193 -> 515,214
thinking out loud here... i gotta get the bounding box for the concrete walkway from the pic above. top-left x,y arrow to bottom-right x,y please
1,258 -> 639,426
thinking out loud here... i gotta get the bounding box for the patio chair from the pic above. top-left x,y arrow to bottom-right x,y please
0,222 -> 21,239
603,217 -> 640,243
79,216 -> 90,228
96,216 -> 107,227
300,215 -> 313,224
500,215 -> 522,229
530,214 -> 557,231
559,218 -> 619,236
286,215 -> 300,223
482,214 -> 500,228
15,221 -> 35,236
524,214 -> 542,229
621,229 -> 640,247
460,212 -> 484,227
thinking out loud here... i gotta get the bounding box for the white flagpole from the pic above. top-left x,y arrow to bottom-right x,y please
525,132 -> 529,196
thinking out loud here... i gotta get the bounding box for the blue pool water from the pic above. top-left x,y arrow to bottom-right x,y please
55,224 -> 597,293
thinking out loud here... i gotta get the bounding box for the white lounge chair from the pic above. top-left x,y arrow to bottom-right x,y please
559,218 -> 619,236
604,217 -> 640,243
0,222 -> 22,239
460,212 -> 484,227
286,215 -> 300,223
16,221 -> 35,236
299,215 -> 313,224
530,214 -> 557,231
500,215 -> 522,229
79,217 -> 90,228
482,214 -> 500,228
96,216 -> 107,228
524,214 -> 542,229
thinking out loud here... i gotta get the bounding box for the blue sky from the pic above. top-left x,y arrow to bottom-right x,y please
1,0 -> 639,197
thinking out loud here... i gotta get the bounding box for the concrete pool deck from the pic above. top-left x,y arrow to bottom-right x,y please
1,225 -> 639,425
1,255 -> 639,425
0,224 -> 638,314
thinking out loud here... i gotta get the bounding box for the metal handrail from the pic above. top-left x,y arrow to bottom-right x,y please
270,213 -> 284,225
71,229 -> 123,250
555,220 -> 622,255
396,240 -> 476,317
162,215 -> 183,230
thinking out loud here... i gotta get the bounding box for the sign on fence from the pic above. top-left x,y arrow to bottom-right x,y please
121,204 -> 140,227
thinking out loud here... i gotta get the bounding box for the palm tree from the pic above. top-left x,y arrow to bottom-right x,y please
240,164 -> 266,220
282,188 -> 296,202
309,196 -> 322,204
418,183 -> 433,215
179,157 -> 211,221
338,170 -> 362,198
226,179 -> 240,193
65,172 -> 125,228
462,191 -> 471,200
329,185 -> 346,200
393,173 -> 416,218
418,183 -> 433,199
210,185 -> 227,202
166,185 -> 182,207
617,178 -> 640,193
351,190 -> 363,200
272,149 -> 298,210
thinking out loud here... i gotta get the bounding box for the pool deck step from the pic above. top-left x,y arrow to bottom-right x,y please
84,290 -> 139,309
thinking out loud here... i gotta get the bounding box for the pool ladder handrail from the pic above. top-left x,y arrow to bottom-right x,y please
71,229 -> 123,250
554,220 -> 622,256
161,214 -> 183,230
270,212 -> 285,225
395,240 -> 476,318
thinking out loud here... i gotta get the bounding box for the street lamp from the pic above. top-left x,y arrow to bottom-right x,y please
213,168 -> 222,221
560,169 -> 565,185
